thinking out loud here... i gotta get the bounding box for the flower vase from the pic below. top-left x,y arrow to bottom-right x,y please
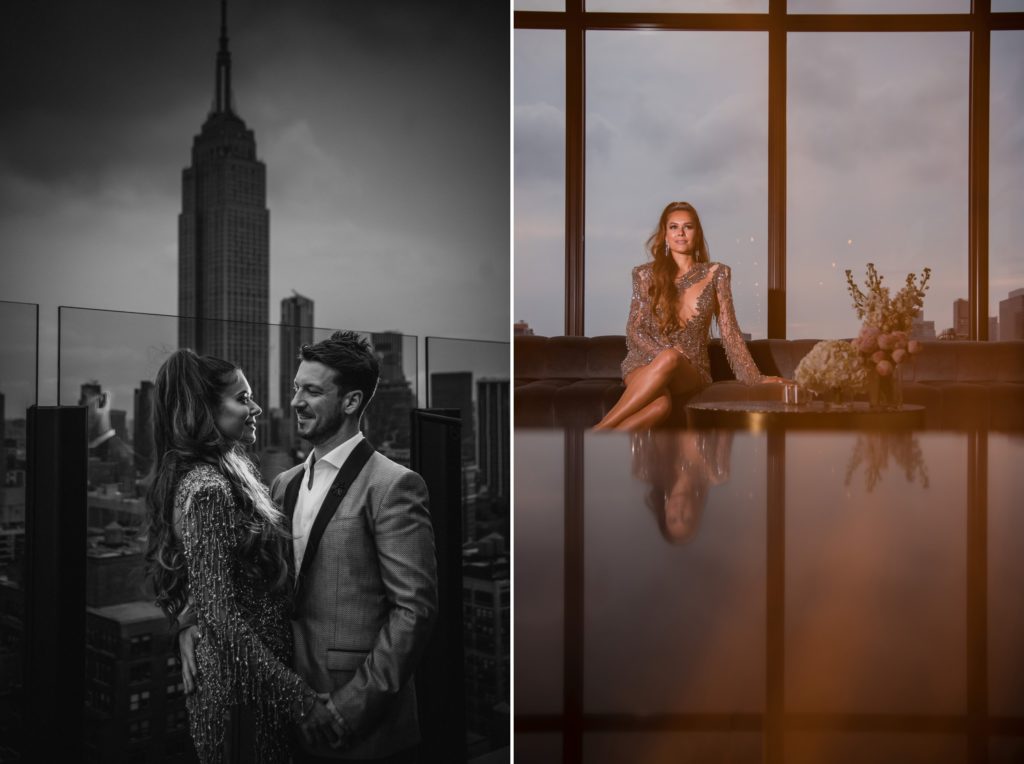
868,364 -> 903,410
820,386 -> 849,410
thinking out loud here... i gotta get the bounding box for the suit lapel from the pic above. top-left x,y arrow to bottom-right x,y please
283,468 -> 304,522
296,438 -> 376,586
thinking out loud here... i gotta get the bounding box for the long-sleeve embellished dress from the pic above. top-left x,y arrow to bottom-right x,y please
621,261 -> 764,385
175,464 -> 311,764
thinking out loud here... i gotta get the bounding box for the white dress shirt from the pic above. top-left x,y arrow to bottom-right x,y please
292,431 -> 364,570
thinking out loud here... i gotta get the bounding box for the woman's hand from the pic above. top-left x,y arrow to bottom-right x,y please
759,375 -> 790,384
178,625 -> 202,694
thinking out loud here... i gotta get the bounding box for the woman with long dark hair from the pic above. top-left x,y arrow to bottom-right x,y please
595,201 -> 784,430
145,349 -> 325,763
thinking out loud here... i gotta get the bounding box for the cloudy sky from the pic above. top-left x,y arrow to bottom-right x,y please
0,0 -> 508,413
515,14 -> 1023,342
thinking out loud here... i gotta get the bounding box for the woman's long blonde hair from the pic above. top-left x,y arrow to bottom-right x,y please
645,201 -> 711,335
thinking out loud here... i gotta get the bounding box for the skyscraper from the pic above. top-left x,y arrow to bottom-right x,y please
279,292 -> 314,416
178,0 -> 269,445
953,298 -> 970,339
371,332 -> 406,384
133,381 -> 155,477
1000,288 -> 1024,341
476,378 -> 509,506
431,372 -> 476,462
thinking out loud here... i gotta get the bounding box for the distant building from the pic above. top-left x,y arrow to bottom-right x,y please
999,288 -> 1024,340
279,291 -> 314,429
86,524 -> 149,608
431,372 -> 476,463
0,484 -> 25,566
463,535 -> 510,746
133,381 -> 155,477
371,331 -> 407,384
513,321 -> 534,336
910,310 -> 936,341
178,2 -> 269,449
110,409 -> 128,444
989,316 -> 999,341
953,298 -> 970,339
85,601 -> 192,762
476,379 -> 509,506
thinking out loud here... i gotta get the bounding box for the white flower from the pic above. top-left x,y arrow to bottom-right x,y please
795,340 -> 867,395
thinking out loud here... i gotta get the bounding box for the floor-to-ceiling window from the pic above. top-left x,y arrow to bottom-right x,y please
515,1 -> 1024,340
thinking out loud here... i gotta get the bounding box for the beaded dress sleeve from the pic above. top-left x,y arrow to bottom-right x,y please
625,265 -> 664,362
713,264 -> 764,385
176,469 -> 311,717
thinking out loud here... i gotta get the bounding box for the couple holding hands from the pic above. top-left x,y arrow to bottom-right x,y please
146,331 -> 436,763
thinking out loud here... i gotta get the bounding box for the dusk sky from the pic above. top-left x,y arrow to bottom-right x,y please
0,0 -> 509,413
514,10 -> 1023,341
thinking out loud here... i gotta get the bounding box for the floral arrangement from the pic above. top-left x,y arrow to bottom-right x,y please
844,432 -> 930,492
846,263 -> 930,378
794,339 -> 867,396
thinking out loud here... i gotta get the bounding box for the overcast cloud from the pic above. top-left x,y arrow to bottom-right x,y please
1,0 -> 509,413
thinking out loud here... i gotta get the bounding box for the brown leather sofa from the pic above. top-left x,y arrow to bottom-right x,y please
514,335 -> 1024,430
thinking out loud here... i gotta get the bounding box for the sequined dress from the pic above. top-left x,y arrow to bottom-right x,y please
621,261 -> 763,385
175,464 -> 311,764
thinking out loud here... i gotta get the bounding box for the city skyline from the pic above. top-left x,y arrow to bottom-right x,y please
0,0 -> 509,408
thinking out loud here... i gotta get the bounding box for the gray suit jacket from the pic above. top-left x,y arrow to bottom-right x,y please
270,447 -> 438,759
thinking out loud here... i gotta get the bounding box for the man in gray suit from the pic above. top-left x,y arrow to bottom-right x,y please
182,331 -> 437,762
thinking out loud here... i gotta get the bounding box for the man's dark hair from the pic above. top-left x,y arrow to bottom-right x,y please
299,331 -> 379,416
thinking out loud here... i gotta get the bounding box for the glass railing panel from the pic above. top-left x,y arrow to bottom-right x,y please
425,336 -> 510,531
424,336 -> 509,754
0,300 -> 38,761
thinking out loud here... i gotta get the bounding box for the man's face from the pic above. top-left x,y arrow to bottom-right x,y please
291,360 -> 349,445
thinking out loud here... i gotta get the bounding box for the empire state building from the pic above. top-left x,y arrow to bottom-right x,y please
179,0 -> 269,439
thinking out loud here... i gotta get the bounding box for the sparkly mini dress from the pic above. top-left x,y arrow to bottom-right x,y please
620,261 -> 763,385
176,464 -> 309,764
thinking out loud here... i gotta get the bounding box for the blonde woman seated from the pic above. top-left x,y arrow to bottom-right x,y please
594,201 -> 784,430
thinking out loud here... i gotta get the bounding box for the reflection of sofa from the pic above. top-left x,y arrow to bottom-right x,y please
514,335 -> 1024,430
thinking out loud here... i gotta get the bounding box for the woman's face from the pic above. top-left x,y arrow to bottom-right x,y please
664,209 -> 698,257
215,370 -> 261,445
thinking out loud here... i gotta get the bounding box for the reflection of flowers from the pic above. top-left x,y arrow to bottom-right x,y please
844,432 -> 930,492
794,339 -> 866,396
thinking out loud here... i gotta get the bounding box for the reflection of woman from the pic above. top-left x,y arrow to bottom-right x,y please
595,201 -> 783,430
145,350 -> 326,763
632,430 -> 733,543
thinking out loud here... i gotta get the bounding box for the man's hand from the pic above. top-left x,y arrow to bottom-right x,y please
178,625 -> 201,694
299,698 -> 347,749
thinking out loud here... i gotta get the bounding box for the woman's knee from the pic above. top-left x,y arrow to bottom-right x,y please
652,349 -> 680,375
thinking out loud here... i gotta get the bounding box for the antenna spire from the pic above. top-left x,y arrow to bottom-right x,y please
213,0 -> 233,114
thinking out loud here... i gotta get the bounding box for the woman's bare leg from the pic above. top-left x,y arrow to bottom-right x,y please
595,350 -> 701,429
615,393 -> 672,430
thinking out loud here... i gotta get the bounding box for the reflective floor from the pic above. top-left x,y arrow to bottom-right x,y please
514,428 -> 1024,763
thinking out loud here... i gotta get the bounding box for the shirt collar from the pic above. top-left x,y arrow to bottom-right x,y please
305,431 -> 364,472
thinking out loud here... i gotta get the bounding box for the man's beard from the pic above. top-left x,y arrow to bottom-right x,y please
299,408 -> 348,445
